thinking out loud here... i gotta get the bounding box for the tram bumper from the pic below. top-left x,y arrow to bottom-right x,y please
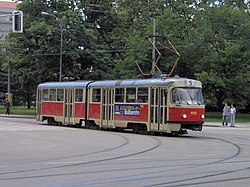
181,122 -> 203,131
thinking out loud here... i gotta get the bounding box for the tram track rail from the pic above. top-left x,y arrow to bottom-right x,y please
0,131 -> 162,180
140,135 -> 245,187
37,135 -> 244,187
0,118 -> 249,187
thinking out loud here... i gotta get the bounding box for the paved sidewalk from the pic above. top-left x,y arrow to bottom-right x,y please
0,114 -> 249,127
0,114 -> 35,119
204,122 -> 250,128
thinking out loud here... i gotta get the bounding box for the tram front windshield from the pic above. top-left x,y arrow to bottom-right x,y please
171,88 -> 204,105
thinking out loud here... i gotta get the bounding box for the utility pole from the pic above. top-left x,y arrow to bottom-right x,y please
7,65 -> 11,93
152,18 -> 156,77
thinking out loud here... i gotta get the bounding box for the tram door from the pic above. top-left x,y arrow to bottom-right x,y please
36,89 -> 41,121
101,88 -> 114,127
150,88 -> 168,131
64,89 -> 74,124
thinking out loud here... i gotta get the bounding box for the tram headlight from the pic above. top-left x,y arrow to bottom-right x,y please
201,114 -> 205,119
182,114 -> 187,119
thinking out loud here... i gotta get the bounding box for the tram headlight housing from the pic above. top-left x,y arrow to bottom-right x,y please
182,114 -> 187,119
201,114 -> 205,119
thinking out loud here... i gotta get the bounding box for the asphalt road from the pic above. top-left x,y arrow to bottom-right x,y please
0,117 -> 250,187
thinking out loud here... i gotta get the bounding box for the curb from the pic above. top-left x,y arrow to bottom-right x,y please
204,122 -> 250,128
0,114 -> 35,119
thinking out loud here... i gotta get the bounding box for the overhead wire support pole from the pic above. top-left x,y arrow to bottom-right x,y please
148,37 -> 161,75
151,18 -> 156,77
59,18 -> 63,82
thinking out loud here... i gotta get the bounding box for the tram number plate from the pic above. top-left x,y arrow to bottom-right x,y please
186,80 -> 195,87
191,111 -> 197,115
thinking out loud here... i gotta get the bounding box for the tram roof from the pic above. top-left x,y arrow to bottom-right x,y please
37,81 -> 91,89
89,78 -> 177,87
37,77 -> 199,89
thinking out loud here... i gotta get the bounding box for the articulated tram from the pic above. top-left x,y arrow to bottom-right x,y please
36,77 -> 205,135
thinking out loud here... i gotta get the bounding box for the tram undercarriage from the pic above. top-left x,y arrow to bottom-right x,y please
181,122 -> 203,131
43,116 -> 199,136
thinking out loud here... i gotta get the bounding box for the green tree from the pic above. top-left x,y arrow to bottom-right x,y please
2,0 -> 115,108
1,0 -> 249,111
194,5 -> 250,110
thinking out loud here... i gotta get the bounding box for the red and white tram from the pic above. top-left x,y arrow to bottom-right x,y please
36,77 -> 205,135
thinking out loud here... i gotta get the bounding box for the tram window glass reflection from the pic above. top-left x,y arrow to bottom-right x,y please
75,89 -> 83,102
137,88 -> 148,103
92,89 -> 101,102
126,88 -> 136,103
115,88 -> 124,102
42,89 -> 49,101
49,89 -> 56,101
57,89 -> 64,101
171,88 -> 204,105
189,89 -> 204,104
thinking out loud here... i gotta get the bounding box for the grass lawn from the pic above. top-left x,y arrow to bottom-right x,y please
205,112 -> 250,123
0,106 -> 36,115
0,106 -> 249,123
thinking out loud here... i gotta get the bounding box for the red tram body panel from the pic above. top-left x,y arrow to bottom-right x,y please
88,103 -> 101,119
169,107 -> 205,123
41,102 -> 63,116
75,103 -> 86,118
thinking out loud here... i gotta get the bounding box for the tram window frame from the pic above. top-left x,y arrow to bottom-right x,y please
75,89 -> 83,102
42,89 -> 49,101
57,89 -> 64,101
126,87 -> 136,103
137,87 -> 148,103
92,88 -> 101,102
49,89 -> 56,101
115,88 -> 124,103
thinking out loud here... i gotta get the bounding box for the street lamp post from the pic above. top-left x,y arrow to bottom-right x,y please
41,11 -> 63,82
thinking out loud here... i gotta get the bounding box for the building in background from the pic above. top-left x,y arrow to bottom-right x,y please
0,1 -> 18,105
0,1 -> 17,43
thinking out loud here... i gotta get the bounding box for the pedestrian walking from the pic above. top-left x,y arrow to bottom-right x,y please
222,103 -> 230,126
230,104 -> 236,127
4,99 -> 10,115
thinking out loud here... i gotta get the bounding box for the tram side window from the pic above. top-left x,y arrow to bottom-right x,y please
126,88 -> 136,103
92,89 -> 101,102
57,89 -> 64,101
75,89 -> 83,102
137,88 -> 148,103
115,88 -> 124,102
171,89 -> 178,103
49,89 -> 56,101
42,89 -> 49,101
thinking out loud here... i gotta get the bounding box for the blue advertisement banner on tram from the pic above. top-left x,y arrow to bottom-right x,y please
114,104 -> 140,116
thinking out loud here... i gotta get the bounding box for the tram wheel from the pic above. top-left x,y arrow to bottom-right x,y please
76,123 -> 81,128
133,125 -> 138,134
171,132 -> 179,137
47,118 -> 56,125
85,121 -> 90,129
138,124 -> 147,134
